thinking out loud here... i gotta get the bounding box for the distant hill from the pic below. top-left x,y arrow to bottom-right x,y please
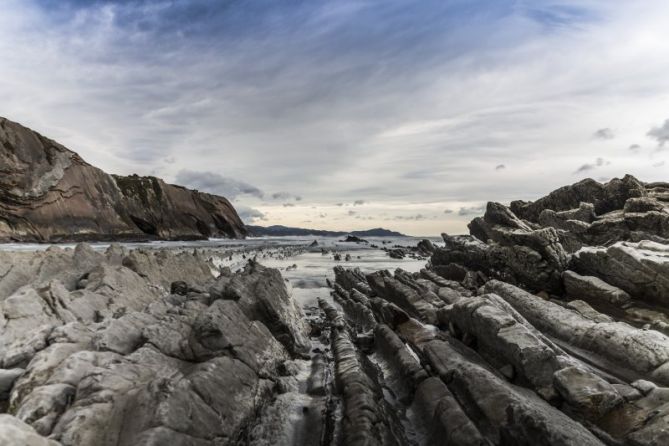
246,225 -> 407,237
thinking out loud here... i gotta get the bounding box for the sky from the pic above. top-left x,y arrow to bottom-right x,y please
1,0 -> 669,236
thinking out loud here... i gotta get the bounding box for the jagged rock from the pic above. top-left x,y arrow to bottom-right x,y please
374,324 -> 429,395
417,239 -> 437,256
442,295 -> 562,399
366,270 -> 442,325
328,313 -> 392,445
423,339 -> 605,445
572,241 -> 669,306
387,248 -> 406,259
0,246 -> 313,446
486,280 -> 669,385
333,266 -> 373,295
342,235 -> 367,243
510,175 -> 646,222
208,261 -> 310,356
432,202 -> 571,293
562,270 -> 631,305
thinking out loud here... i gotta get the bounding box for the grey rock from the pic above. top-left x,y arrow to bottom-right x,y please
0,414 -> 61,446
411,376 -> 489,446
572,241 -> 669,306
423,339 -> 605,445
0,368 -> 25,398
553,366 -> 622,420
486,280 -> 669,385
563,270 -> 631,305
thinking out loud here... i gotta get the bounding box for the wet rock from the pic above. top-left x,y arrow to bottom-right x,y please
387,248 -> 406,259
342,235 -> 367,243
374,324 -> 429,395
332,324 -> 388,445
307,354 -> 327,396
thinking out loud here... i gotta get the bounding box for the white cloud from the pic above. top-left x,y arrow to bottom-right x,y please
1,1 -> 669,236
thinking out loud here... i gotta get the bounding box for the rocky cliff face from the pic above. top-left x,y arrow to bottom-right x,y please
0,117 -> 246,242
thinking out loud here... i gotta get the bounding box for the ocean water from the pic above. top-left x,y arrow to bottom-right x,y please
0,235 -> 440,307
0,236 -> 438,445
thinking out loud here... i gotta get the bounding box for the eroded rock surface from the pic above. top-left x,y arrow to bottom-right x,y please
0,244 -> 309,446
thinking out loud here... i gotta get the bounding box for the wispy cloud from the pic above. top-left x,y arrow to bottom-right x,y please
458,205 -> 485,216
174,170 -> 264,199
593,128 -> 614,140
1,0 -> 669,235
648,119 -> 669,148
574,157 -> 609,174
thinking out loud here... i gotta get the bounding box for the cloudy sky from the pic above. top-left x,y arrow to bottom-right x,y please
1,0 -> 669,236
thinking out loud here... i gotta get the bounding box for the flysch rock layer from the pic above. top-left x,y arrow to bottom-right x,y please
318,175 -> 669,445
2,174 -> 669,446
0,117 -> 246,242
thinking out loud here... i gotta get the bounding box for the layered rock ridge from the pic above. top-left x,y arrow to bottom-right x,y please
0,117 -> 246,242
317,175 -> 669,445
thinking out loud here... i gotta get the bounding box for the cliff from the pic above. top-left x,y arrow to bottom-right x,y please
0,117 -> 246,242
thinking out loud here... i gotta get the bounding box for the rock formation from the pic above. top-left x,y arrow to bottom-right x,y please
0,117 -> 246,242
320,175 -> 669,445
1,174 -> 669,445
0,245 -> 310,445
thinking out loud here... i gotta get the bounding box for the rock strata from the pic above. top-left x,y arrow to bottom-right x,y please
319,175 -> 669,445
2,174 -> 669,445
0,117 -> 246,242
